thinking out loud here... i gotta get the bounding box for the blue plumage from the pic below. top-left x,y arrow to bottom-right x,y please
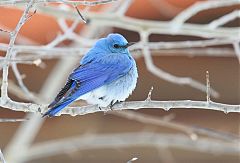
43,33 -> 138,117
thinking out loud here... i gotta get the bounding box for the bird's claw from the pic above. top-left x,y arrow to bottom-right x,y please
109,100 -> 122,111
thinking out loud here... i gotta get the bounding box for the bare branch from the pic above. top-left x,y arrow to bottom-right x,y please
1,0 -> 35,99
140,32 -> 219,98
0,0 -> 118,6
0,78 -> 38,101
206,71 -> 211,103
1,79 -> 238,141
0,28 -> 10,33
111,111 -> 239,141
0,38 -> 237,58
11,62 -> 38,101
208,10 -> 240,29
152,48 -> 235,57
74,5 -> 87,23
0,118 -> 28,122
116,0 -> 133,16
0,98 -> 239,117
141,38 -> 238,50
170,0 -> 240,30
145,86 -> 154,101
33,5 -> 239,38
27,132 -> 240,160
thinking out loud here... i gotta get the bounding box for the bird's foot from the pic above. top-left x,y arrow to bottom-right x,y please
109,100 -> 122,111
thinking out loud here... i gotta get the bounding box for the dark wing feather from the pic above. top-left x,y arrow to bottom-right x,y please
48,79 -> 74,108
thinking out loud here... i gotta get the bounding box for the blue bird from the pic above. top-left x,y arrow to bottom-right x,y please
43,33 -> 138,117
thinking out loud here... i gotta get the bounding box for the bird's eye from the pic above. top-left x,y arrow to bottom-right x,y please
113,44 -> 120,48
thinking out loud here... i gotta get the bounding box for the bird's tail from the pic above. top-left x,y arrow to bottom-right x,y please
42,99 -> 74,117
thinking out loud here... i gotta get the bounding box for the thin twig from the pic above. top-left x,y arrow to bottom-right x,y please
0,28 -> 10,33
206,71 -> 211,103
145,86 -> 154,101
0,118 -> 28,122
127,157 -> 138,163
74,5 -> 87,23
12,62 -> 37,101
140,33 -> 219,98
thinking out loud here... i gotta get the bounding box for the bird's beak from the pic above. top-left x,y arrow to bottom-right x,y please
125,42 -> 135,48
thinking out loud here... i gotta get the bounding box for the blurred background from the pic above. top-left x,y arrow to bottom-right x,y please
0,0 -> 239,163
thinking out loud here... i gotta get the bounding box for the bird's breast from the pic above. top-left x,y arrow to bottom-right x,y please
80,63 -> 138,107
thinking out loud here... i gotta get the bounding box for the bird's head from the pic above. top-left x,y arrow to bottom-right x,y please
106,33 -> 135,53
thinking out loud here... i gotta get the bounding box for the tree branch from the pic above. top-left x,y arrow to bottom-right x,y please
33,5 -> 240,38
170,0 -> 240,30
0,118 -> 28,122
208,10 -> 240,29
110,111 -> 239,141
26,132 -> 240,160
0,98 -> 239,117
0,38 -> 237,58
1,0 -> 35,99
0,0 -> 118,6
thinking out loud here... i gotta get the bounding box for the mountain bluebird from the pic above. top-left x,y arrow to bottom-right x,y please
43,33 -> 138,117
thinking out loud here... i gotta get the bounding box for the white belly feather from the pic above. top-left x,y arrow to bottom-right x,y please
79,65 -> 138,107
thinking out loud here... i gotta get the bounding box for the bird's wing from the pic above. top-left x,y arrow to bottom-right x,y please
67,57 -> 132,99
47,65 -> 83,108
44,55 -> 132,117
48,79 -> 74,108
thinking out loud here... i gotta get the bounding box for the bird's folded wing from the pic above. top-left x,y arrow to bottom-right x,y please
49,58 -> 132,108
48,79 -> 74,108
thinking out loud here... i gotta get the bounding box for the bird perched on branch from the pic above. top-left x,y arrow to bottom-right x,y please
43,33 -> 138,117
